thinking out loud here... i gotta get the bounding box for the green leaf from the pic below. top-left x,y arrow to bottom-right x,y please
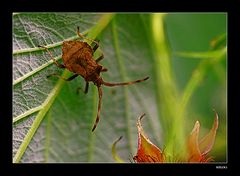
13,13 -> 227,163
13,13 -> 161,162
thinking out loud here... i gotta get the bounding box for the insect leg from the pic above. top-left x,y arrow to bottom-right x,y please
96,54 -> 107,72
77,27 -> 99,46
95,53 -> 104,63
102,76 -> 149,87
47,73 -> 78,81
92,86 -> 103,132
92,39 -> 100,52
76,82 -> 89,94
101,68 -> 108,72
38,45 -> 65,68
84,82 -> 89,94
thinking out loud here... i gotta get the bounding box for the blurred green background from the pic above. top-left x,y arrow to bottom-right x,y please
165,13 -> 227,161
164,13 -> 226,161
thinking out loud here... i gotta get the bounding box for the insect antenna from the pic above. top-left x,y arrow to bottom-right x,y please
102,76 -> 149,87
91,86 -> 103,132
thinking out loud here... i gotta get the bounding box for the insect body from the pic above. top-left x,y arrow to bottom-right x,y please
39,27 -> 149,132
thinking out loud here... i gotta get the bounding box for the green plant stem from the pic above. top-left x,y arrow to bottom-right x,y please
179,47 -> 227,117
175,47 -> 226,59
151,13 -> 185,158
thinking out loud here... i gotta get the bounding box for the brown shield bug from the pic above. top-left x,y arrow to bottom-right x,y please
38,27 -> 149,132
